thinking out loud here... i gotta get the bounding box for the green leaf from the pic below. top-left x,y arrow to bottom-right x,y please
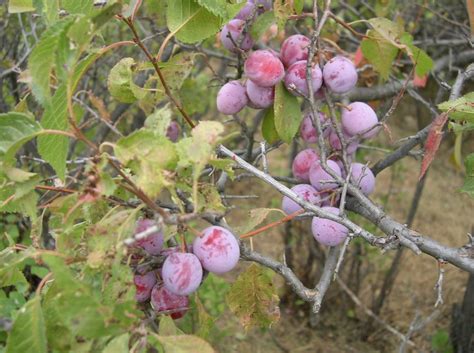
438,92 -> 474,123
152,334 -> 215,353
37,84 -> 69,180
273,82 -> 302,143
62,0 -> 93,15
273,1 -> 292,29
431,329 -> 453,353
167,0 -> 222,43
158,316 -> 180,336
102,333 -> 130,353
115,130 -> 178,198
399,33 -> 433,77
196,0 -> 245,22
367,17 -> 404,46
464,153 -> 474,176
0,247 -> 34,288
226,263 -> 280,330
0,112 -> 41,163
179,75 -> 212,115
461,153 -> 474,198
293,0 -> 304,14
261,107 -> 279,144
8,0 -> 35,13
250,11 -> 276,39
108,58 -> 146,103
195,295 -> 215,340
361,30 -> 398,80
5,296 -> 47,353
28,19 -> 74,104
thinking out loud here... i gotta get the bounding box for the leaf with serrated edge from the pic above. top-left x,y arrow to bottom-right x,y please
5,296 -> 47,353
226,263 -> 280,330
167,0 -> 222,43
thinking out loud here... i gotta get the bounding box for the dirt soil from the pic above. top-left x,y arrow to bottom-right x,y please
209,98 -> 474,353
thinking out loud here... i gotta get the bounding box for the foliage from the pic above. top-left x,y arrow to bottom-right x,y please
0,0 -> 472,352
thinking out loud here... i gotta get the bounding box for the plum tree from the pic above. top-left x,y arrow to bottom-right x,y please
350,162 -> 376,196
311,207 -> 349,246
220,19 -> 253,52
309,160 -> 342,190
134,219 -> 164,255
281,184 -> 320,215
244,49 -> 285,87
162,253 -> 203,295
216,80 -> 249,115
134,271 -> 157,302
322,56 -> 358,93
150,284 -> 189,320
341,102 -> 379,138
246,79 -> 274,108
292,148 -> 320,181
284,60 -> 323,97
280,34 -> 310,67
193,226 -> 240,274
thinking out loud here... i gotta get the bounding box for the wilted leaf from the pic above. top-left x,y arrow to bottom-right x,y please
195,295 -> 214,339
419,113 -> 449,180
108,58 -> 146,103
226,263 -> 280,330
234,208 -> 285,235
144,105 -> 173,137
115,130 -> 178,197
274,82 -> 302,143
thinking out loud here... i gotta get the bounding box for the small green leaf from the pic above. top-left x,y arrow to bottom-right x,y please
273,82 -> 302,143
115,130 -> 178,197
250,11 -> 276,39
226,263 -> 280,330
293,0 -> 304,14
158,316 -> 180,336
102,333 -> 130,353
62,0 -> 93,15
28,19 -> 74,104
399,33 -> 433,77
0,112 -> 42,163
8,0 -> 35,13
367,17 -> 404,46
361,30 -> 398,80
261,107 -> 279,144
438,92 -> 474,123
5,296 -> 47,353
108,58 -> 146,103
37,84 -> 69,180
167,0 -> 222,43
152,334 -> 215,353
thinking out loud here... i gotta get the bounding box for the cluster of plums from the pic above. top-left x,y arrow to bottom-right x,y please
283,105 -> 378,246
131,220 -> 240,319
216,1 -> 380,247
